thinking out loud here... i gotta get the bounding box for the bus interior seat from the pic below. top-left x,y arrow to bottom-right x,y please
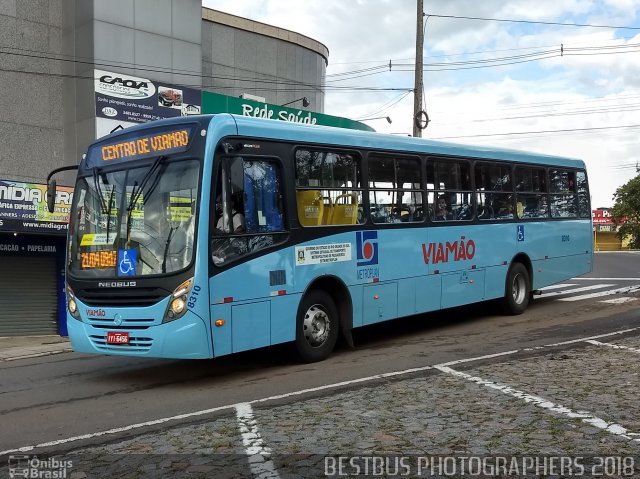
296,190 -> 323,226
331,193 -> 358,225
456,204 -> 472,220
322,196 -> 334,225
478,206 -> 493,219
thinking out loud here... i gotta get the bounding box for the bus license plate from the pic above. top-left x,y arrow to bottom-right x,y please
106,332 -> 129,345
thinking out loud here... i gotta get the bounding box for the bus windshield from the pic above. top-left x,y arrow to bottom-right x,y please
68,158 -> 200,278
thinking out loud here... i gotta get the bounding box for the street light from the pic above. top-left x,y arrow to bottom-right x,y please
357,116 -> 392,124
281,96 -> 310,107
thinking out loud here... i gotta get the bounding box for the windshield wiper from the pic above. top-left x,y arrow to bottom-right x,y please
92,167 -> 107,215
161,226 -> 177,273
91,167 -> 116,242
105,187 -> 115,243
128,156 -> 166,212
125,156 -> 166,245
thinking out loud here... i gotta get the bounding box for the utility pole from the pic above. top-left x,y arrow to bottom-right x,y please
413,0 -> 424,137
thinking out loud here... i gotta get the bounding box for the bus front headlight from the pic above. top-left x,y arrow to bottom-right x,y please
163,278 -> 192,323
67,284 -> 81,320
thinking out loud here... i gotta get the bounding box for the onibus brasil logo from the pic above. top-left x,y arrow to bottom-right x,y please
8,455 -> 73,478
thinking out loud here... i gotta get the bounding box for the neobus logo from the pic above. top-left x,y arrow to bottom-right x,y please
422,236 -> 476,265
97,281 -> 137,288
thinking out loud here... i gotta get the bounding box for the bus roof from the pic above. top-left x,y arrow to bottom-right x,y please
90,114 -> 584,169
226,114 -> 585,169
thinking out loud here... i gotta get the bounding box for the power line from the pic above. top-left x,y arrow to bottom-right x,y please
427,13 -> 640,30
0,50 -> 413,94
329,32 -> 640,66
431,123 -> 640,140
2,39 -> 636,89
356,91 -> 412,119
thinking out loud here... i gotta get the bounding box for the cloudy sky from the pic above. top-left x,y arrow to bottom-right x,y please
203,0 -> 640,207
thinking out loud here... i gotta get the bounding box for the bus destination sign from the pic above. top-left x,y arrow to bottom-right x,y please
101,129 -> 191,161
86,125 -> 196,167
80,250 -> 117,269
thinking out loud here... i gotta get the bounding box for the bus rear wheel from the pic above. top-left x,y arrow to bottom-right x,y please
503,262 -> 530,315
295,290 -> 339,362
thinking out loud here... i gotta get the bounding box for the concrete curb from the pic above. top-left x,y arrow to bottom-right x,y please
0,336 -> 72,361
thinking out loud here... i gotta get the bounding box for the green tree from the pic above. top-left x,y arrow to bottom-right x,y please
611,175 -> 640,249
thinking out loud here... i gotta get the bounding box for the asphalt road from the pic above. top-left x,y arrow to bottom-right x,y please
2,252 -> 640,455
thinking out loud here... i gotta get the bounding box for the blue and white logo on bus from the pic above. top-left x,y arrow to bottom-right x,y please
117,249 -> 137,276
356,231 -> 378,266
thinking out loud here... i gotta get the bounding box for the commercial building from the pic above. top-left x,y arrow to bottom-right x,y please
0,1 -> 330,335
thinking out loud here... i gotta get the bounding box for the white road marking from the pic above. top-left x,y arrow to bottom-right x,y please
539,284 -> 614,298
585,339 -> 640,354
435,365 -> 640,443
235,403 -> 281,479
0,403 -> 236,455
600,297 -> 638,304
2,327 -> 639,457
558,285 -> 640,302
573,277 -> 640,281
539,283 -> 578,291
432,350 -> 520,367
546,327 -> 639,347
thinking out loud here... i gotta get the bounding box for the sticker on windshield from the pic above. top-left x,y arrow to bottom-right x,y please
118,249 -> 137,276
80,233 -> 116,246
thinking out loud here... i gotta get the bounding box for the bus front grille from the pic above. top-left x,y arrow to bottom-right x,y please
86,317 -> 156,328
77,288 -> 170,307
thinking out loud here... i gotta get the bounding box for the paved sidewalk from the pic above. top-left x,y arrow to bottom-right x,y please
0,335 -> 71,361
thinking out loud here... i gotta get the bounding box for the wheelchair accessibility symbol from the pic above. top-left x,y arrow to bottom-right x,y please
517,225 -> 525,242
118,249 -> 137,276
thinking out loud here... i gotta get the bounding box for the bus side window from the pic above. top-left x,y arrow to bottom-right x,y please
295,148 -> 364,226
212,158 -> 285,266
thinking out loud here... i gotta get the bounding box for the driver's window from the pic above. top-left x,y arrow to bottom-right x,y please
211,156 -> 286,266
369,155 -> 422,224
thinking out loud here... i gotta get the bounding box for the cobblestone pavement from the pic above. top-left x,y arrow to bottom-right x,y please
14,333 -> 640,478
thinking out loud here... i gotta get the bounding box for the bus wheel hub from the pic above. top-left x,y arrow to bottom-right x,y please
303,305 -> 330,347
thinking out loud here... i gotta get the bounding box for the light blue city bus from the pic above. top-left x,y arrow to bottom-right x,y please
47,114 -> 593,362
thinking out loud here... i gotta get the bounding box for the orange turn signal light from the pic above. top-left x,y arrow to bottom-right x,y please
215,319 -> 225,327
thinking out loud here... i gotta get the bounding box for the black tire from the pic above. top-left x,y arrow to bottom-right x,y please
295,290 -> 339,362
502,262 -> 530,315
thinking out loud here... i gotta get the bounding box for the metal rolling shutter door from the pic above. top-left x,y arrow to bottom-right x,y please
0,256 -> 57,336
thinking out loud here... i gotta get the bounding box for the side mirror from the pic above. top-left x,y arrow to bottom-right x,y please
46,179 -> 57,213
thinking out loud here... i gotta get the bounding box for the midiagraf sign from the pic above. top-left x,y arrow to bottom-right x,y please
0,180 -> 72,234
202,91 -> 374,132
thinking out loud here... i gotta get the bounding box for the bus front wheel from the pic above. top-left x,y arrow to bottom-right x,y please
295,290 -> 339,362
503,263 -> 530,315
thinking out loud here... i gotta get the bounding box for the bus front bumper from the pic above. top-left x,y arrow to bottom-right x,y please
67,315 -> 212,359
